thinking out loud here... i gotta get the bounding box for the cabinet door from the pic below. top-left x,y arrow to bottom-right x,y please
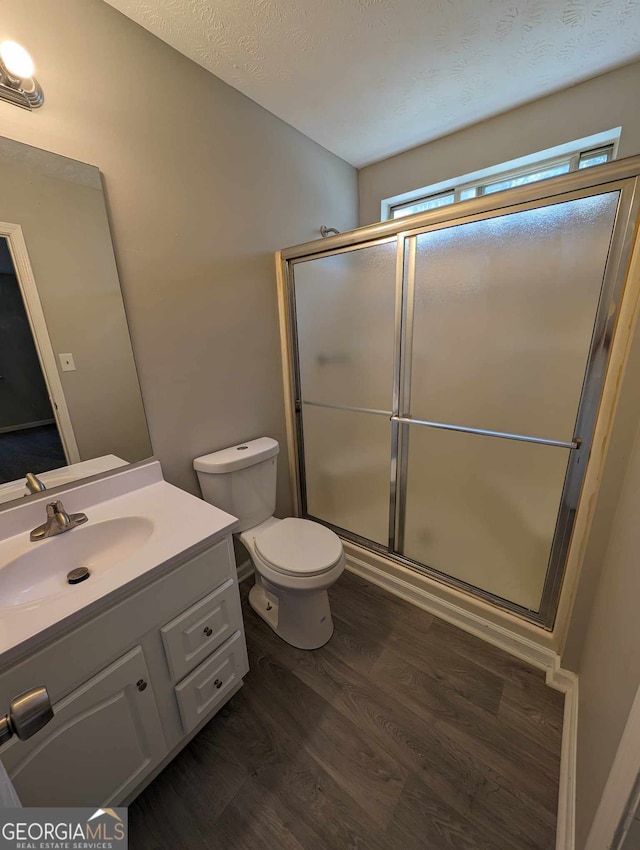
0,646 -> 166,807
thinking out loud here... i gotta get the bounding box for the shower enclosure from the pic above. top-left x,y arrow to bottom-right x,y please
278,159 -> 640,628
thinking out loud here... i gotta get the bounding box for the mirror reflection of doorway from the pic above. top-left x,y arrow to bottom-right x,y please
0,238 -> 65,484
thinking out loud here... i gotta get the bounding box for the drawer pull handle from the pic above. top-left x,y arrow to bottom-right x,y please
203,626 -> 213,637
136,679 -> 147,692
214,679 -> 223,690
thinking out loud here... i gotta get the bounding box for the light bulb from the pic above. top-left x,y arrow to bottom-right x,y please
0,41 -> 35,79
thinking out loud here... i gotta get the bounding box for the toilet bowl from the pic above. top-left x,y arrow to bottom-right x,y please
194,438 -> 344,650
240,516 -> 344,649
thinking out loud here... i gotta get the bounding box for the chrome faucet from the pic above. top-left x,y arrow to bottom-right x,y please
25,473 -> 46,494
30,500 -> 88,542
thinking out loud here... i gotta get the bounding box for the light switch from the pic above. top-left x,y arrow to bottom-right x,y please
59,353 -> 76,372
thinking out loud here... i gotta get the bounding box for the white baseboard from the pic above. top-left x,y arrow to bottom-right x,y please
345,553 -> 578,850
547,659 -> 579,850
236,558 -> 254,583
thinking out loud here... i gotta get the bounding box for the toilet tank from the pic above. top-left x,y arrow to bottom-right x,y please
193,437 -> 279,532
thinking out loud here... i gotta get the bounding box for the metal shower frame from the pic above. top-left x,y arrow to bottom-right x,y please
277,156 -> 640,630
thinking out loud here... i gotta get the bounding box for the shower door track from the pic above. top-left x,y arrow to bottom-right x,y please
279,155 -> 640,630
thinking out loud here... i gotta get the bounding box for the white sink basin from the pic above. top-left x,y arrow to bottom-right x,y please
0,516 -> 154,608
0,460 -> 239,661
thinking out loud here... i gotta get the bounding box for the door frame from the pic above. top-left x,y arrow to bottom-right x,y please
0,220 -> 80,464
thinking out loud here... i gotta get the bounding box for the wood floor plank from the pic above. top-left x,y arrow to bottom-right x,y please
244,608 -> 557,850
375,625 -> 506,717
330,576 -> 506,717
330,571 -> 435,636
387,772 -> 554,850
327,580 -> 559,804
198,682 -> 396,850
204,776 -> 308,850
128,768 -> 212,850
372,644 -> 560,813
498,680 -> 564,755
368,644 -> 561,782
244,640 -> 409,830
197,688 -> 289,778
152,719 -> 249,833
427,617 -> 550,690
132,571 -> 563,850
323,610 -> 386,676
235,716 -> 396,850
369,644 -> 504,718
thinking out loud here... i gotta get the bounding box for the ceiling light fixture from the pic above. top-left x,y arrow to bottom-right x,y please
0,41 -> 44,110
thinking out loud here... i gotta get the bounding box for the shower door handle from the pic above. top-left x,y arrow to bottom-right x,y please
389,415 -> 579,450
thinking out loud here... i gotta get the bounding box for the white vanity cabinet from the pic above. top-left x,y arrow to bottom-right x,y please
0,533 -> 249,807
1,647 -> 166,806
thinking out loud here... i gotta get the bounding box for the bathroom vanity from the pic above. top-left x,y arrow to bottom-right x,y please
0,460 -> 249,806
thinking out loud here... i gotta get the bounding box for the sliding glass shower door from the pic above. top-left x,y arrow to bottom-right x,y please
293,240 -> 397,545
398,194 -> 620,612
288,175 -> 637,626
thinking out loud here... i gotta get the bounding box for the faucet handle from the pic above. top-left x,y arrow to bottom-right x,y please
30,501 -> 88,541
52,501 -> 72,528
25,473 -> 46,494
56,501 -> 88,528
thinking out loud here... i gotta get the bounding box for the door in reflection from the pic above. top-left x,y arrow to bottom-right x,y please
0,239 -> 66,483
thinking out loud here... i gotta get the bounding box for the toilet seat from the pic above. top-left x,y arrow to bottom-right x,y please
254,517 -> 342,578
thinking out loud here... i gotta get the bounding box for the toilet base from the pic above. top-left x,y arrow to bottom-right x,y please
249,576 -> 334,650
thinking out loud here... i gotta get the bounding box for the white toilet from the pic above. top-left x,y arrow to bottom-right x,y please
194,437 -> 345,650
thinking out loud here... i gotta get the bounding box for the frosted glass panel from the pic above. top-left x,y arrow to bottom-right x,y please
410,193 -> 619,441
294,242 -> 397,411
402,427 -> 571,610
302,404 -> 390,545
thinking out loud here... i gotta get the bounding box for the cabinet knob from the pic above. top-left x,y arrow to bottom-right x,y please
214,679 -> 223,690
136,679 -> 147,692
203,626 -> 213,637
0,686 -> 53,745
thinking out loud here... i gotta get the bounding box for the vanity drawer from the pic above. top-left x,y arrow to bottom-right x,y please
175,631 -> 248,733
161,579 -> 239,682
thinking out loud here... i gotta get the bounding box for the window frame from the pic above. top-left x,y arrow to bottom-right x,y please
384,131 -> 620,221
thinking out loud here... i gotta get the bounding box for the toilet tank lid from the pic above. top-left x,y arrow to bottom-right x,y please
193,437 -> 279,474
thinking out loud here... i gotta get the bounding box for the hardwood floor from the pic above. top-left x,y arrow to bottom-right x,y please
130,571 -> 564,850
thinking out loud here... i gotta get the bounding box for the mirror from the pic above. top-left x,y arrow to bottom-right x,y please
0,135 -> 152,502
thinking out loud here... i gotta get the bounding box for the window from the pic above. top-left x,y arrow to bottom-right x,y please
391,190 -> 455,219
480,161 -> 571,195
384,132 -> 619,221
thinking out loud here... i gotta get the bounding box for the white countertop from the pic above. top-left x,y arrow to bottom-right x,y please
0,460 -> 238,663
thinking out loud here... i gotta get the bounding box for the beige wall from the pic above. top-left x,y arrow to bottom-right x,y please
0,0 -> 357,512
574,414 -> 640,847
563,321 -> 640,670
0,143 -> 151,463
568,231 -> 640,847
358,60 -> 640,226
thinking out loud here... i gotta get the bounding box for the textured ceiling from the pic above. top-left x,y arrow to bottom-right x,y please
103,0 -> 640,166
